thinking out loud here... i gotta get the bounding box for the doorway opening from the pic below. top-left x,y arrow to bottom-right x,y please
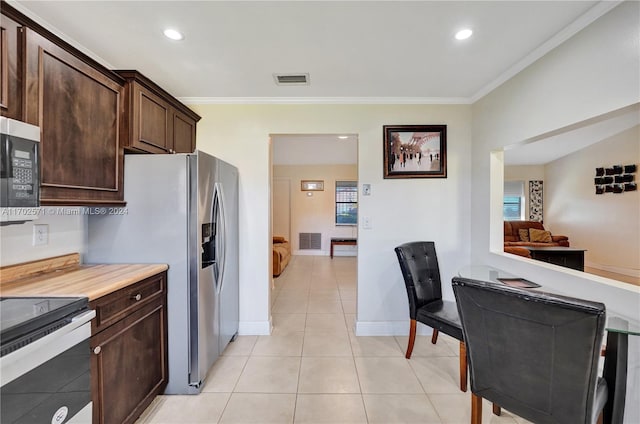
269,133 -> 359,332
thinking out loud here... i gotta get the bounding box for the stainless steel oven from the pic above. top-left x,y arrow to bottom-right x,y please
0,297 -> 96,423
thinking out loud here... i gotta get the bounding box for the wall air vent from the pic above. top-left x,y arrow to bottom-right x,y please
299,232 -> 321,250
274,73 -> 310,86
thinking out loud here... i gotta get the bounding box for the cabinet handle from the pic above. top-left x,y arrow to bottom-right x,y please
131,293 -> 142,301
94,346 -> 102,355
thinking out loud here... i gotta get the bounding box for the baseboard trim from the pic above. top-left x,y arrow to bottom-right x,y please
355,320 -> 435,336
585,261 -> 640,278
294,250 -> 326,256
293,250 -> 357,257
238,319 -> 272,335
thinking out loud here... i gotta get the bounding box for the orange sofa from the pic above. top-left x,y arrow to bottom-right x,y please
273,236 -> 291,277
504,221 -> 569,258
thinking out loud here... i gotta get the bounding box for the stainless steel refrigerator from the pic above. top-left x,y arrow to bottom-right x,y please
87,151 -> 239,394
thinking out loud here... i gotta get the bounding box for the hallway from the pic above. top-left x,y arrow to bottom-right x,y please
137,256 -> 527,423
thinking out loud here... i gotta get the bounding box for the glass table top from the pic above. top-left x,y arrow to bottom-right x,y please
457,265 -> 640,336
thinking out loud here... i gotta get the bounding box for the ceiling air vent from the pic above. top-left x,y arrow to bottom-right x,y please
274,73 -> 310,86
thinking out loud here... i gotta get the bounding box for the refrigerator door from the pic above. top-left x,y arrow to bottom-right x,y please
188,152 -> 220,387
218,160 -> 239,352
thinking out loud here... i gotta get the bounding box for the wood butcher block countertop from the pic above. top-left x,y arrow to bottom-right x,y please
0,253 -> 168,301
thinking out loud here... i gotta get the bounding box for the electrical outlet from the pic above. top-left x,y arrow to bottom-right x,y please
362,216 -> 372,229
33,224 -> 49,246
362,184 -> 371,196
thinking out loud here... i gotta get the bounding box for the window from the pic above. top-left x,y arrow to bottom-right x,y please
503,196 -> 523,220
504,181 -> 525,221
335,181 -> 357,225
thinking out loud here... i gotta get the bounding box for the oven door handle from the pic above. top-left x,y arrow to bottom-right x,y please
71,309 -> 97,326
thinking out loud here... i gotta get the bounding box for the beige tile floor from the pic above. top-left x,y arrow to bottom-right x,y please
137,256 -> 532,424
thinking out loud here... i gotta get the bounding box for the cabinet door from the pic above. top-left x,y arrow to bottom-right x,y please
172,108 -> 196,153
91,297 -> 168,424
0,14 -> 22,119
23,29 -> 124,205
131,82 -> 171,153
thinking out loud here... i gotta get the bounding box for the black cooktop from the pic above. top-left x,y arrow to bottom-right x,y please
0,297 -> 88,357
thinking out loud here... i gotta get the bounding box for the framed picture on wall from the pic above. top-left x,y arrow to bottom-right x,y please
301,180 -> 324,191
383,125 -> 447,178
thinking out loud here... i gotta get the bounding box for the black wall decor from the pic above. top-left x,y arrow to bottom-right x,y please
615,174 -> 634,183
595,163 -> 637,195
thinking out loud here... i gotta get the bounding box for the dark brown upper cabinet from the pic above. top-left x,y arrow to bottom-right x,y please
0,13 -> 22,120
2,2 -> 127,205
23,28 -> 125,205
117,70 -> 200,154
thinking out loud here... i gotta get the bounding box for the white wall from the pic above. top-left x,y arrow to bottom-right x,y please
273,164 -> 358,256
471,4 -> 640,421
0,214 -> 86,266
471,0 -> 640,316
190,104 -> 472,336
545,125 -> 640,277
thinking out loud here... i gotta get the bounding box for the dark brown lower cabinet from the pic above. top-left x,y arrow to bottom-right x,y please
90,272 -> 168,424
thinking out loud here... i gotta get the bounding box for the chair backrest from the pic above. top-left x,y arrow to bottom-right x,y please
452,277 -> 606,424
394,241 -> 443,318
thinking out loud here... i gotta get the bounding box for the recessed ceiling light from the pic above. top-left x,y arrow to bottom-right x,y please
338,135 -> 349,139
455,29 -> 473,40
163,28 -> 184,41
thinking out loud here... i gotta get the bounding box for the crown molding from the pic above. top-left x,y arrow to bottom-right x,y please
179,96 -> 472,105
5,0 -> 116,70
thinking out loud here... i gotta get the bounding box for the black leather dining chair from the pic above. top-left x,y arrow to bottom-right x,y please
452,276 -> 608,424
395,241 -> 467,392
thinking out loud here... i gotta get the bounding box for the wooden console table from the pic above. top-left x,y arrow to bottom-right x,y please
330,238 -> 357,258
524,246 -> 586,271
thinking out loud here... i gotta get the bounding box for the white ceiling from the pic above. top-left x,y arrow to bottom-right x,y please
504,103 -> 640,166
9,0 -> 610,103
272,134 -> 357,165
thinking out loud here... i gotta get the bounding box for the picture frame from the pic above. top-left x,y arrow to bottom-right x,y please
383,125 -> 447,179
301,180 -> 324,191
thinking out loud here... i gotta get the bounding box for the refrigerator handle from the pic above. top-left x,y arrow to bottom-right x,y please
214,182 -> 227,294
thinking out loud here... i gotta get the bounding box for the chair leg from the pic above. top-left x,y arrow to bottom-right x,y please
460,341 -> 468,392
471,393 -> 483,424
431,328 -> 439,344
406,319 -> 417,359
492,404 -> 501,416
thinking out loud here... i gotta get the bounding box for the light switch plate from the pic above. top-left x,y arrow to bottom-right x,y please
33,224 -> 49,246
363,184 -> 371,196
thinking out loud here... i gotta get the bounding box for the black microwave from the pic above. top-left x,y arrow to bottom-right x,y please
0,117 -> 40,210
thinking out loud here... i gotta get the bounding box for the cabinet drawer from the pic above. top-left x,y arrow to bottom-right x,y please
91,272 -> 165,334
